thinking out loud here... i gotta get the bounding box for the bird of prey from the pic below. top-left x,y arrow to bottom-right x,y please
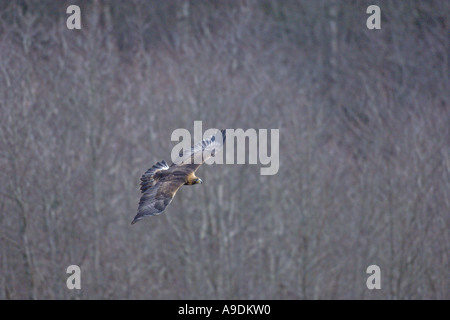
131,129 -> 226,224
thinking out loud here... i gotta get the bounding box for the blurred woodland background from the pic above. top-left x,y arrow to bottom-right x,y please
0,0 -> 448,299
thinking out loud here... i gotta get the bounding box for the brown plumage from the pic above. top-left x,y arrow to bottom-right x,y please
131,129 -> 226,224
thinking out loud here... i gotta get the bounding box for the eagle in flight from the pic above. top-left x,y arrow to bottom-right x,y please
131,129 -> 226,224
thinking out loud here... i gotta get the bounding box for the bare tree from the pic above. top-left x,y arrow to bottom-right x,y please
0,0 -> 448,300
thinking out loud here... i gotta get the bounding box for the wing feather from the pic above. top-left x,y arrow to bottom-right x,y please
132,177 -> 185,224
140,160 -> 170,193
173,129 -> 226,172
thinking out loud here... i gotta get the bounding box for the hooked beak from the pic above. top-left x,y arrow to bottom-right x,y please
197,178 -> 203,184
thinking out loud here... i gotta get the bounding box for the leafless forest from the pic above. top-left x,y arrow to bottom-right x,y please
0,0 -> 448,299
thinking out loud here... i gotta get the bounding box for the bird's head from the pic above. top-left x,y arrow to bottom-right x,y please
194,178 -> 203,184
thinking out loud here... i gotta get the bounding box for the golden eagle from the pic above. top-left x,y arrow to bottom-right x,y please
131,129 -> 226,224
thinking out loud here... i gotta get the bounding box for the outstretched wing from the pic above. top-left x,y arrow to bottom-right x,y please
132,177 -> 185,224
173,129 -> 226,173
132,160 -> 184,224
